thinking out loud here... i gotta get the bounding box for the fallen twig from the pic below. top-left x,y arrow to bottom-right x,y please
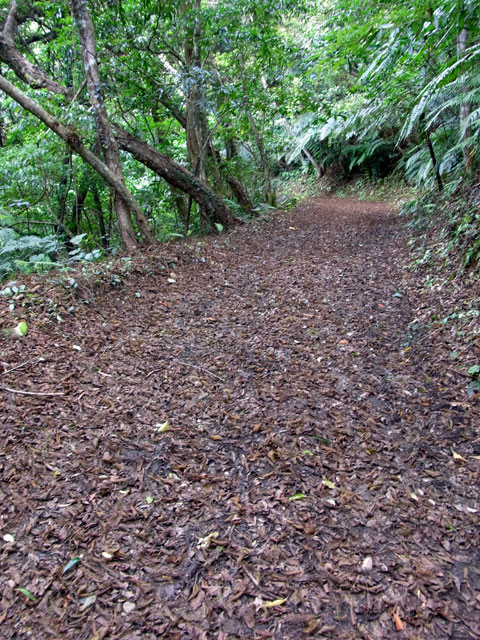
241,564 -> 260,588
1,359 -> 35,375
2,387 -> 64,397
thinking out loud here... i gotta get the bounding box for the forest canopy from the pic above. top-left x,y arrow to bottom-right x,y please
0,0 -> 479,277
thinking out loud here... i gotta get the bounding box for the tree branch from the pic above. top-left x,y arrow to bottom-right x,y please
0,0 -> 71,96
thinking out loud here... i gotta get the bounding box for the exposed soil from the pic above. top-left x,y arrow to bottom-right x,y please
1,197 -> 479,640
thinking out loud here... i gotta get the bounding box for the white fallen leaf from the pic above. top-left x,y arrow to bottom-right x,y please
197,531 -> 219,549
72,344 -> 82,351
80,594 -> 96,611
361,556 -> 373,572
3,533 -> 15,543
123,601 -> 136,614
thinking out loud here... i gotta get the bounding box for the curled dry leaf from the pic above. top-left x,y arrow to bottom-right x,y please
393,611 -> 404,631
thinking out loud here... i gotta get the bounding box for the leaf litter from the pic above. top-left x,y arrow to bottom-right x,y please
0,197 -> 479,639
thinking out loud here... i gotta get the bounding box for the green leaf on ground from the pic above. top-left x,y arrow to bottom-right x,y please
13,321 -> 27,337
16,587 -> 36,601
62,556 -> 81,574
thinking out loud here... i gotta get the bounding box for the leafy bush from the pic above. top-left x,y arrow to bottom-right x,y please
67,234 -> 103,263
0,228 -> 62,280
402,184 -> 480,272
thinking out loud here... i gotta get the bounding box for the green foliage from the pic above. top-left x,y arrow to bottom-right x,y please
0,228 -> 62,280
403,182 -> 480,272
0,0 -> 479,276
67,234 -> 103,263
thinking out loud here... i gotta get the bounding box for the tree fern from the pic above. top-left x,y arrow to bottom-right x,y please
400,44 -> 480,142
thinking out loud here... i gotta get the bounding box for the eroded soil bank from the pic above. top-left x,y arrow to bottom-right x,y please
1,198 -> 479,639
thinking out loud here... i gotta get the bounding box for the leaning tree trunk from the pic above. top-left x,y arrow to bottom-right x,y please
457,27 -> 472,169
115,127 -> 240,228
72,0 -> 154,249
0,74 -> 157,246
301,147 -> 323,178
0,1 -> 72,96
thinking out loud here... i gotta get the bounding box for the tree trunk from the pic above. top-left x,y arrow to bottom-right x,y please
92,184 -> 109,248
72,0 -> 154,247
227,176 -> 254,215
420,112 -> 443,192
115,127 -> 239,228
71,182 -> 89,234
56,151 -> 73,227
0,1 -> 71,96
246,109 -> 275,205
225,136 -> 238,161
175,194 -> 189,225
0,74 -> 149,251
0,114 -> 5,146
457,27 -> 472,169
301,147 -> 323,178
183,0 -> 209,185
158,83 -> 254,213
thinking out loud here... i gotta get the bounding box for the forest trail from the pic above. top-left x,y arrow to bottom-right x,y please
1,197 -> 479,640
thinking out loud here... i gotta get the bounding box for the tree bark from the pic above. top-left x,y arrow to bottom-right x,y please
92,184 -> 109,248
0,73 -> 152,250
159,85 -> 254,213
71,183 -> 89,235
175,194 -> 189,225
115,127 -> 239,228
226,176 -> 254,215
420,112 -> 443,192
244,105 -> 275,205
183,0 -> 209,185
301,147 -> 323,178
0,1 -> 71,96
457,27 -> 472,169
72,0 -> 154,248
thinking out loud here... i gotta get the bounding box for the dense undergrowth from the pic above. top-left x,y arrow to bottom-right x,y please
405,182 -> 480,274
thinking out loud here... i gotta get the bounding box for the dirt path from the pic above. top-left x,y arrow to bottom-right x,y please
1,198 -> 479,640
